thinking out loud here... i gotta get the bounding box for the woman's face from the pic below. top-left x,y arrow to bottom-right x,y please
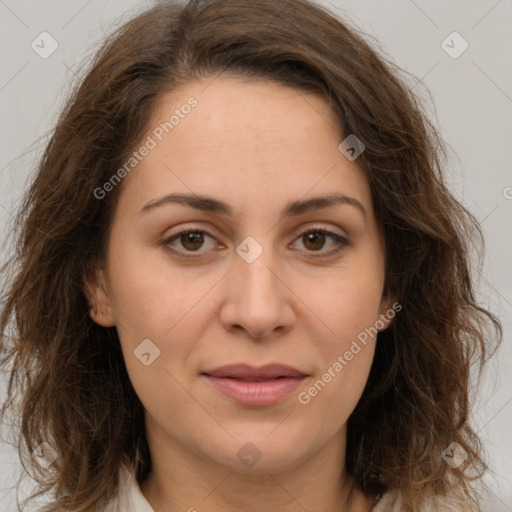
86,75 -> 393,473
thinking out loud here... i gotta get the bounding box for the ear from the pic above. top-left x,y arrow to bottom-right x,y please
376,295 -> 401,332
82,265 -> 116,327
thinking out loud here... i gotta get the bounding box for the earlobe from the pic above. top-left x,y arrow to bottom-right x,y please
82,266 -> 116,327
377,296 -> 400,332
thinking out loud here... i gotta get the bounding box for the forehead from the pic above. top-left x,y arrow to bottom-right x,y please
151,76 -> 343,155
117,76 -> 372,218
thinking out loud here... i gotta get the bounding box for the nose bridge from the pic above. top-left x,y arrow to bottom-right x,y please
240,249 -> 278,303
223,234 -> 293,338
237,236 -> 280,309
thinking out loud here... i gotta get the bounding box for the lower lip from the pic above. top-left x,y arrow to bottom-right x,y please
203,375 -> 306,406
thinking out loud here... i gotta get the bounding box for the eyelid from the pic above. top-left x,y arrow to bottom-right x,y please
293,223 -> 348,243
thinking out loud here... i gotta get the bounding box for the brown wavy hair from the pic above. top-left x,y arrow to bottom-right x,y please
0,0 -> 502,510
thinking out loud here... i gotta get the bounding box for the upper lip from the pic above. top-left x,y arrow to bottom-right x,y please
202,364 -> 307,379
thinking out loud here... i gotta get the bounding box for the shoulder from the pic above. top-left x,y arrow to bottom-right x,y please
372,490 -> 475,512
37,469 -> 153,512
37,464 -> 147,512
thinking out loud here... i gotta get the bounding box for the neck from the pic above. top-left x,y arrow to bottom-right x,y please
139,417 -> 375,512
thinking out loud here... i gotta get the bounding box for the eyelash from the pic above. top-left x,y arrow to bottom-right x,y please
161,225 -> 349,260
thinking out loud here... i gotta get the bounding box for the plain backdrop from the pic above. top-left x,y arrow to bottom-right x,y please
0,0 -> 511,510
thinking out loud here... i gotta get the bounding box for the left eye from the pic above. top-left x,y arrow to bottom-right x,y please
291,229 -> 348,256
162,227 -> 348,259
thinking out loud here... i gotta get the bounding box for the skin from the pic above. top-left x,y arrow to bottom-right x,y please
84,75 -> 394,512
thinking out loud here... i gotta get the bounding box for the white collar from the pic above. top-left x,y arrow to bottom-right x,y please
107,464 -> 155,512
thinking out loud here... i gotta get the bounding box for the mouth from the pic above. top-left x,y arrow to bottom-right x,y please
201,363 -> 308,407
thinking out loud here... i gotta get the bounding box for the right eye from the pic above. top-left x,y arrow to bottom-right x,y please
161,228 -> 221,258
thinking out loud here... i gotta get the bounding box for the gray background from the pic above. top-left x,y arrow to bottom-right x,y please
0,0 -> 511,510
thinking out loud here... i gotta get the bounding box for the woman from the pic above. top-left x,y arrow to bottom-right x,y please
0,0 -> 501,510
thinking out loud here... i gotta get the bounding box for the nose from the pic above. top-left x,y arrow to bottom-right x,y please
219,246 -> 295,339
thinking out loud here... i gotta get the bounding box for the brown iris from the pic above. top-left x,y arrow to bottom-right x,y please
180,232 -> 205,251
302,231 -> 325,251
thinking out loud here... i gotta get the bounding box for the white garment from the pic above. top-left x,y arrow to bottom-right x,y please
104,465 -> 154,512
371,491 -> 471,511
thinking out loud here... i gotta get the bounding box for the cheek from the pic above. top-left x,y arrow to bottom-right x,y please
298,285 -> 379,421
309,264 -> 384,338
105,239 -> 218,387
299,344 -> 376,433
301,260 -> 383,399
106,237 -> 198,338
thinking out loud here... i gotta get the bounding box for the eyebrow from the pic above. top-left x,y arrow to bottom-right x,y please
140,192 -> 366,220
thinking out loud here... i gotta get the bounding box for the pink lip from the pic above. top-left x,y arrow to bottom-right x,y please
202,364 -> 308,406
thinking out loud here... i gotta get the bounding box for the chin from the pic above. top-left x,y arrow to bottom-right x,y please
206,432 -> 312,474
